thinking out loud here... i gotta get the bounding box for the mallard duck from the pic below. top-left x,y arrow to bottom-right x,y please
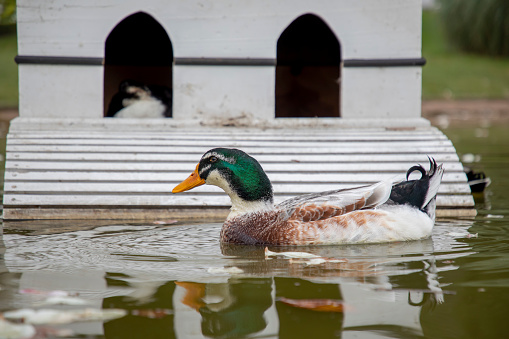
172,148 -> 444,245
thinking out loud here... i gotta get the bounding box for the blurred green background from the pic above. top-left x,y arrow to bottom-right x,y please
0,2 -> 508,109
422,1 -> 509,100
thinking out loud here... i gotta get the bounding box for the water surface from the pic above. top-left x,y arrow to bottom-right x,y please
1,126 -> 508,338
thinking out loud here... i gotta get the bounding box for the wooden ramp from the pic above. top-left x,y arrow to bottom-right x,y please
2,124 -> 475,220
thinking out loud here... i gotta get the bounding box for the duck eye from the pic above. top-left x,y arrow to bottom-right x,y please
209,156 -> 218,163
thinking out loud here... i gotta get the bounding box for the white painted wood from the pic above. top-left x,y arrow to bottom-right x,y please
342,67 -> 422,119
12,0 -> 463,219
6,133 -> 450,143
2,194 -> 474,207
18,65 -> 104,119
5,139 -> 454,149
2,207 -> 475,220
5,144 -> 458,154
8,117 -> 433,130
6,152 -> 461,163
5,135 -> 451,143
4,170 -> 466,182
173,65 -> 275,122
3,126 -> 475,218
5,161 -> 465,172
5,134 -> 451,142
3,182 -> 472,194
17,0 -> 421,59
7,128 -> 448,138
16,0 -> 422,122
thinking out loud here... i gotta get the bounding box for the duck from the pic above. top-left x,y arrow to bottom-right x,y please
106,80 -> 172,118
172,148 -> 444,246
464,167 -> 491,193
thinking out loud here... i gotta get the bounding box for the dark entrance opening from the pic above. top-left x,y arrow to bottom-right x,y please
104,12 -> 173,117
276,14 -> 341,118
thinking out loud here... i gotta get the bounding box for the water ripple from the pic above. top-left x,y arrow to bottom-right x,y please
2,220 -> 478,284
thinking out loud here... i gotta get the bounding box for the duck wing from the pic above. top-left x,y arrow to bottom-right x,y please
277,177 -> 398,223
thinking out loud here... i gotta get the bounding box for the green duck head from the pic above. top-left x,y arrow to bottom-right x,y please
172,148 -> 274,213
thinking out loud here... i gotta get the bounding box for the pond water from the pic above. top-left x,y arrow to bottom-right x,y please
1,125 -> 508,339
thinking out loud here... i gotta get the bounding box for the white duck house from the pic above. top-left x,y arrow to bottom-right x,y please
3,0 -> 475,220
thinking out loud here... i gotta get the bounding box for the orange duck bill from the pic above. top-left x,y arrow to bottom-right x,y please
172,165 -> 206,193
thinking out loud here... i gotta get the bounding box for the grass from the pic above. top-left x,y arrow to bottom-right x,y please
422,10 -> 509,100
0,31 -> 17,107
0,11 -> 508,105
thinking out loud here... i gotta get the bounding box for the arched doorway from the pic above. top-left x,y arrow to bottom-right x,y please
104,12 -> 173,117
276,14 -> 341,118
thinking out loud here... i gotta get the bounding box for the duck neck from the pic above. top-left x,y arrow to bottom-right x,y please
227,193 -> 275,219
204,163 -> 275,218
224,176 -> 274,218
218,180 -> 274,219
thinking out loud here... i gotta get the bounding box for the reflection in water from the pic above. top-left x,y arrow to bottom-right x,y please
0,227 -> 23,312
103,281 -> 176,339
174,278 -> 345,339
199,279 -> 272,338
420,286 -> 509,339
175,279 -> 273,338
275,278 -> 344,338
1,219 -> 501,339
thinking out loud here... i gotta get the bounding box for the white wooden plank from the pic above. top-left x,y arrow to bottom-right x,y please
4,170 -> 468,183
6,133 -> 449,142
3,182 -> 472,194
6,145 -> 458,154
6,152 -> 461,163
2,207 -> 476,220
5,129 -> 447,136
2,193 -> 475,207
7,126 -> 444,134
6,138 -> 454,148
6,128 -> 446,138
5,160 -> 466,172
275,184 -> 473,194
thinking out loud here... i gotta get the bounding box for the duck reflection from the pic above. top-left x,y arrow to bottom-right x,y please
97,224 -> 474,339
176,279 -> 272,338
175,277 -> 344,339
220,240 -> 437,280
219,238 -> 453,338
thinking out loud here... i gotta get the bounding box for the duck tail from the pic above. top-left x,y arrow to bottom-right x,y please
389,157 -> 444,220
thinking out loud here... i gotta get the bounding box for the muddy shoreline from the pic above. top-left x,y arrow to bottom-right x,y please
422,99 -> 509,128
